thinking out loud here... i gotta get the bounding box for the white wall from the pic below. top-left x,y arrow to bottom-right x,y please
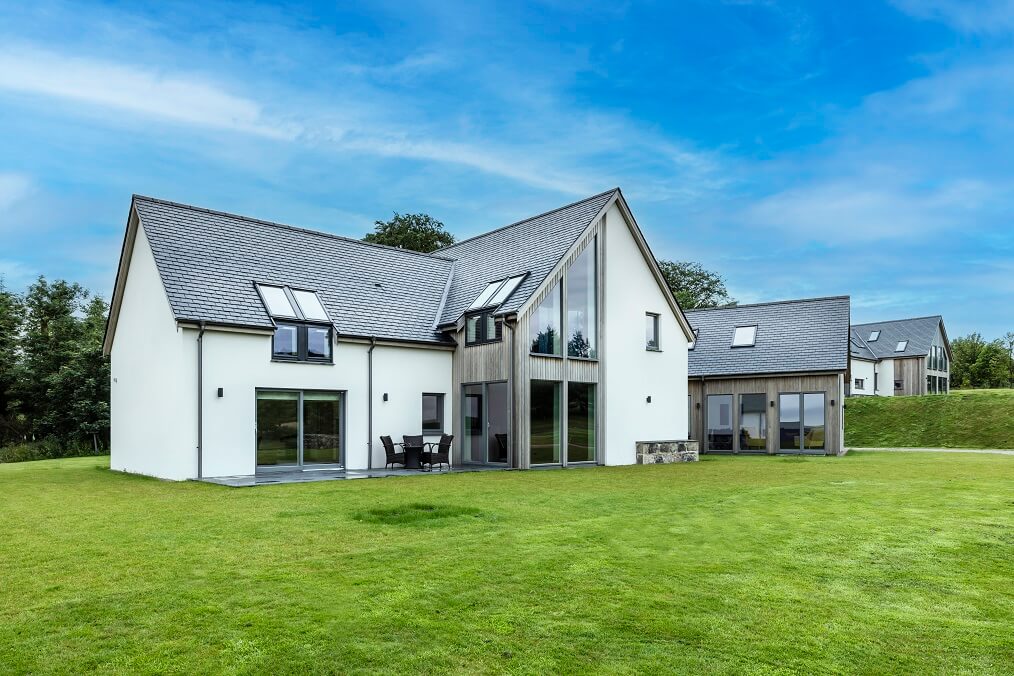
602,203 -> 690,465
199,332 -> 452,477
876,358 -> 895,397
110,225 -> 197,480
850,359 -> 876,396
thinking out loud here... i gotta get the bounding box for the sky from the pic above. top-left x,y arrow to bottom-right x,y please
0,0 -> 1012,340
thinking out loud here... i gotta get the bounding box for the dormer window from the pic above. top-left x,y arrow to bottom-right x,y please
732,325 -> 757,347
895,340 -> 908,352
869,330 -> 880,341
465,311 -> 502,346
256,284 -> 333,363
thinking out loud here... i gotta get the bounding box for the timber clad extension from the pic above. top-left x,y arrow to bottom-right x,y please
849,316 -> 951,397
686,297 -> 850,456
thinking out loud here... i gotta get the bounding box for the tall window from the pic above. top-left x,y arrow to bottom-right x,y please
706,394 -> 733,451
739,393 -> 766,452
567,382 -> 596,462
422,393 -> 444,434
646,313 -> 660,350
530,380 -> 561,464
530,283 -> 562,355
567,239 -> 597,359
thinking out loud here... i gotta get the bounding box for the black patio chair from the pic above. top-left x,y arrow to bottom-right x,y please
402,435 -> 425,470
381,435 -> 405,469
423,434 -> 453,471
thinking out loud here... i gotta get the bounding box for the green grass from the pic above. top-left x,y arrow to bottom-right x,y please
1,454 -> 1012,674
845,388 -> 1014,449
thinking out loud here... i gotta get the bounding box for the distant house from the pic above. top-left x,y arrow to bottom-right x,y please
685,296 -> 850,456
849,316 -> 951,397
102,188 -> 694,481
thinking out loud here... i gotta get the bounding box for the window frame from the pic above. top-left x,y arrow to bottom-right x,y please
271,322 -> 334,364
731,325 -> 757,348
465,310 -> 502,346
855,378 -> 864,390
645,312 -> 661,351
421,393 -> 445,435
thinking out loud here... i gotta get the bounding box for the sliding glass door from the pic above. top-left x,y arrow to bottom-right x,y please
778,392 -> 825,454
256,390 -> 343,468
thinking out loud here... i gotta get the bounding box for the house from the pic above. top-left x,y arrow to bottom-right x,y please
685,296 -> 850,456
849,316 -> 951,396
102,188 -> 694,480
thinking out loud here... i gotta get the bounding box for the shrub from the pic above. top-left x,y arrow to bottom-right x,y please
0,439 -> 106,463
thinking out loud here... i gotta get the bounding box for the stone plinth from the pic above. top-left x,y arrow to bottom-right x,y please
635,440 -> 699,464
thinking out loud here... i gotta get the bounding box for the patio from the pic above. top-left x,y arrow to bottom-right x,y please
200,464 -> 509,487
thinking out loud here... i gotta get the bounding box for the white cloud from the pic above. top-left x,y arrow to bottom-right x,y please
0,47 -> 299,140
892,0 -> 1014,35
0,172 -> 32,211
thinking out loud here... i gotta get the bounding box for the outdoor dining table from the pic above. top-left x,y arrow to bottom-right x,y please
402,444 -> 424,470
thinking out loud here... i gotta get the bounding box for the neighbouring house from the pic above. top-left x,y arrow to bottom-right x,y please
848,316 -> 951,397
102,188 -> 694,480
685,296 -> 850,456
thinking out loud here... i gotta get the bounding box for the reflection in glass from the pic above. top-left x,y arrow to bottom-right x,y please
803,393 -> 825,450
487,382 -> 509,463
530,380 -> 561,464
273,324 -> 298,358
464,384 -> 484,463
530,284 -> 562,355
707,394 -> 733,451
256,391 -> 299,465
567,382 -> 596,462
567,239 -> 597,358
307,326 -> 331,359
303,391 -> 342,464
739,393 -> 767,452
779,393 -> 801,451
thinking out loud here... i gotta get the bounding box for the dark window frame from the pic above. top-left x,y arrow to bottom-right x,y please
422,393 -> 445,434
646,312 -> 661,351
464,310 -> 503,346
271,322 -> 334,364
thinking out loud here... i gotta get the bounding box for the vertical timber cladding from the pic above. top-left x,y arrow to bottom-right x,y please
514,217 -> 604,470
450,326 -> 509,466
689,373 -> 845,456
893,357 -> 925,396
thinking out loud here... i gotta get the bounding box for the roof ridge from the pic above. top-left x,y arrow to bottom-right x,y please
684,295 -> 850,313
852,315 -> 942,327
434,188 -> 618,253
131,194 -> 457,263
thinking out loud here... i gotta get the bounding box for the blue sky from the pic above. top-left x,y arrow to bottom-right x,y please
1,0 -> 1012,339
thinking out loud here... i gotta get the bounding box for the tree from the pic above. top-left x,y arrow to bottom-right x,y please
1004,331 -> 1014,387
363,213 -> 455,253
0,278 -> 24,443
657,260 -> 735,310
950,332 -> 1012,389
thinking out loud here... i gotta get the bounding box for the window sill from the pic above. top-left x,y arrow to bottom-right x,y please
567,355 -> 599,363
271,358 -> 334,365
465,340 -> 502,348
529,352 -> 564,359
645,347 -> 663,353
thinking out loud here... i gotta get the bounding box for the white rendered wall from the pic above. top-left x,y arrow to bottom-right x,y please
199,332 -> 451,477
876,359 -> 895,397
602,203 -> 689,465
850,359 -> 876,396
110,225 -> 196,480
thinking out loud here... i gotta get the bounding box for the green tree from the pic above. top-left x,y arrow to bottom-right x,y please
950,333 -> 1012,389
363,213 -> 455,253
0,278 -> 24,443
657,260 -> 735,310
1004,331 -> 1014,387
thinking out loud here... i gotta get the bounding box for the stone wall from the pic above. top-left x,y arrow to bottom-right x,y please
635,440 -> 699,464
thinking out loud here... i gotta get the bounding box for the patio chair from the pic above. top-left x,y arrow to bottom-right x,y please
402,435 -> 425,470
423,434 -> 453,471
380,435 -> 405,469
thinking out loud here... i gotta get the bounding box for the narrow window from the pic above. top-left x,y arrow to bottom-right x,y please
855,378 -> 864,390
706,394 -> 733,451
739,393 -> 767,452
566,239 -> 597,359
732,325 -> 757,347
272,323 -> 299,358
421,393 -> 444,434
646,313 -> 660,350
530,283 -> 562,355
530,380 -> 561,464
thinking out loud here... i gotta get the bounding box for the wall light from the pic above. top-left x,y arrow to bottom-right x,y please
217,387 -> 224,398
769,401 -> 775,407
646,395 -> 652,404
383,393 -> 389,402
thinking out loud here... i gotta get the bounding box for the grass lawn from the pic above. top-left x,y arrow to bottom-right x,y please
1,454 -> 1012,674
845,388 -> 1014,449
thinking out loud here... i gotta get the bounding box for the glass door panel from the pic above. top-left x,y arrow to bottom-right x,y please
257,391 -> 299,466
530,380 -> 561,464
463,384 -> 485,463
486,382 -> 510,464
567,382 -> 596,463
803,393 -> 825,451
302,391 -> 342,464
706,394 -> 733,451
738,393 -> 767,453
779,393 -> 801,451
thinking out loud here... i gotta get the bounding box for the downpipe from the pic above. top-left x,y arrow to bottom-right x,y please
197,321 -> 206,479
367,336 -> 376,471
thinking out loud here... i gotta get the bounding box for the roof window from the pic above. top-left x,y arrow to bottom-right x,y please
256,284 -> 330,322
467,274 -> 527,311
731,325 -> 757,347
895,340 -> 908,352
869,330 -> 880,341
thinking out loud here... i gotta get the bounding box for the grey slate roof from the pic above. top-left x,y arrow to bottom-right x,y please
133,196 -> 455,344
686,296 -> 850,378
435,189 -> 616,326
850,316 -> 944,360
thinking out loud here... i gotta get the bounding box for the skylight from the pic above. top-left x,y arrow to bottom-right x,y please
258,285 -> 298,318
895,340 -> 908,352
292,290 -> 329,321
256,284 -> 329,322
731,325 -> 757,347
467,274 -> 527,311
869,330 -> 880,341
